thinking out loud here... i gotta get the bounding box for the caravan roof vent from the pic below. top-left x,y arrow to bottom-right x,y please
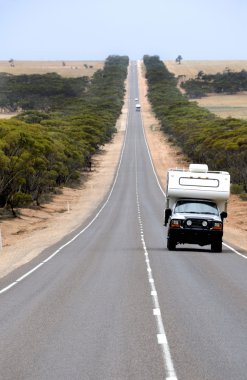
189,164 -> 208,173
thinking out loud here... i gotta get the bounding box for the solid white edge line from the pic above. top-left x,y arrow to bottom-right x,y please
0,282 -> 17,294
139,92 -> 247,260
0,90 -> 131,295
16,263 -> 44,282
134,115 -> 178,379
139,112 -> 165,197
223,242 -> 247,259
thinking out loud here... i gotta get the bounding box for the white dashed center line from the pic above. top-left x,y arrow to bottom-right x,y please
135,138 -> 178,380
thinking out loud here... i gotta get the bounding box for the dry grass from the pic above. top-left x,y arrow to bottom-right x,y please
0,60 -> 104,78
0,60 -> 104,118
165,60 -> 247,79
165,60 -> 247,119
0,61 -> 246,278
195,92 -> 247,119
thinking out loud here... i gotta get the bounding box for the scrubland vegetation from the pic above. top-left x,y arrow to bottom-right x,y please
2,54 -> 247,216
0,55 -> 128,214
143,55 -> 247,196
181,69 -> 247,98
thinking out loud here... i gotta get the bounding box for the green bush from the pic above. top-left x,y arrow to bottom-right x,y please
181,69 -> 247,98
0,55 -> 129,210
143,55 -> 247,191
231,184 -> 245,194
239,193 -> 247,201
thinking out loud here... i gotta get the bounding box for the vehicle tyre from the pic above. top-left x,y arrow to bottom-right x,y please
211,240 -> 222,253
167,237 -> 176,251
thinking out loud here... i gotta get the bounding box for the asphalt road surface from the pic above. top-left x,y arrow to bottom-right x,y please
0,62 -> 247,380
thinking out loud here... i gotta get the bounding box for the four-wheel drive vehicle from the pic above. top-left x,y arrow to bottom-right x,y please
164,164 -> 230,252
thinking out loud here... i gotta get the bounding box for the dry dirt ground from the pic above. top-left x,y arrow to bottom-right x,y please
165,60 -> 247,79
0,60 -> 103,78
0,60 -> 104,120
0,61 -> 246,279
194,92 -> 247,120
165,60 -> 247,120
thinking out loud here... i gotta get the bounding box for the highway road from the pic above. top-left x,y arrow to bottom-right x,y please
0,62 -> 247,380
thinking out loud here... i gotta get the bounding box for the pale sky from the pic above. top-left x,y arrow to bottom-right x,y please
1,0 -> 247,61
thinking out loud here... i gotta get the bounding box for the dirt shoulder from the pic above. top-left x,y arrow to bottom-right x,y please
138,61 -> 247,252
0,62 -> 246,279
0,76 -> 128,278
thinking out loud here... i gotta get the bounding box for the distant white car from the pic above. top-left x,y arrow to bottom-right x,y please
135,103 -> 141,111
135,97 -> 138,102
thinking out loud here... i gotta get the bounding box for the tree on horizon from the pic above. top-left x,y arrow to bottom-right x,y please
175,55 -> 183,64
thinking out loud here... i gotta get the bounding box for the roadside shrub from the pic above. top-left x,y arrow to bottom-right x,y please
181,69 -> 247,98
239,193 -> 247,201
0,55 -> 129,211
143,55 -> 247,190
8,192 -> 33,217
231,184 -> 245,194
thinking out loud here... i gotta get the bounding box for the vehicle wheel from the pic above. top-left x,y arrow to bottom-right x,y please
167,238 -> 176,251
211,240 -> 222,253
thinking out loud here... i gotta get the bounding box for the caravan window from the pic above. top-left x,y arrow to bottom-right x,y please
179,177 -> 219,187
